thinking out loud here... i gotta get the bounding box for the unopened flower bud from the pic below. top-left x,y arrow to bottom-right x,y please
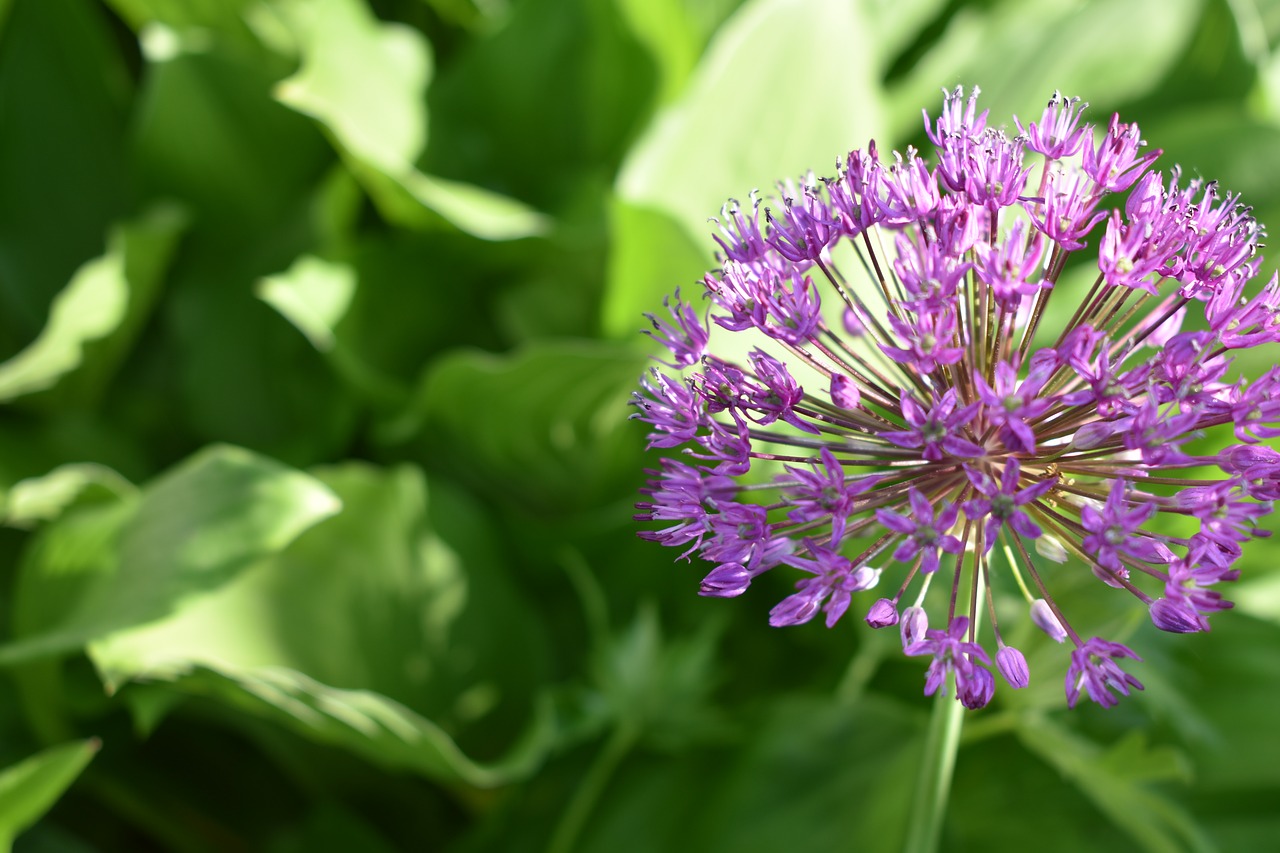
1071,421 -> 1115,450
698,563 -> 751,598
831,373 -> 861,409
996,646 -> 1030,688
865,597 -> 899,628
1035,533 -> 1068,563
1150,597 -> 1206,633
900,605 -> 929,650
1030,599 -> 1067,643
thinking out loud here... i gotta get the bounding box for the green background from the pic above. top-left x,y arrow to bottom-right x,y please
1,0 -> 1279,850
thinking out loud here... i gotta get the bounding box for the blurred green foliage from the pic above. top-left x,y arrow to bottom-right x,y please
0,0 -> 1279,850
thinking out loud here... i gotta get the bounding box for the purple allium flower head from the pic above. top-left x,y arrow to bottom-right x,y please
633,88 -> 1279,710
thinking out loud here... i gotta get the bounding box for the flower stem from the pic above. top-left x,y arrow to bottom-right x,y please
903,546 -> 986,853
547,722 -> 639,853
902,664 -> 966,853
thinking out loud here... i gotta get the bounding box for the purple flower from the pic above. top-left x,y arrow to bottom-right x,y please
1080,480 -> 1166,575
865,597 -> 900,628
876,488 -> 963,573
963,459 -> 1056,548
634,88 -> 1276,710
972,362 -> 1053,454
1065,638 -> 1144,708
643,288 -> 707,369
782,447 -> 879,545
770,542 -> 880,628
905,616 -> 994,708
881,389 -> 983,461
1017,91 -> 1090,160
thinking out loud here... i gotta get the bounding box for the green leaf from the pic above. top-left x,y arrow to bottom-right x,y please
2,462 -> 136,529
590,603 -> 726,750
273,0 -> 547,239
130,35 -> 326,228
0,0 -> 132,354
256,255 -> 356,354
0,205 -> 186,405
414,340 -> 648,511
139,666 -> 553,790
604,0 -> 886,336
0,739 -> 99,851
1016,715 -> 1210,853
425,0 -> 659,212
612,0 -> 701,104
87,463 -> 554,787
365,168 -> 551,241
273,0 -> 429,173
577,695 -> 922,853
0,445 -> 341,665
600,197 -> 713,344
886,0 -> 1206,140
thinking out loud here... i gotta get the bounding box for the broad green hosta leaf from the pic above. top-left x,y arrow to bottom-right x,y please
612,0 -> 701,105
615,0 -> 886,234
104,0 -> 268,58
273,0 -> 547,239
414,340 -> 648,511
2,463 -> 136,529
603,0 -> 887,337
1015,716 -> 1209,853
89,463 -> 553,787
254,253 -> 427,407
886,0 -> 1205,140
424,0 -> 657,211
274,0 -> 428,173
0,0 -> 132,354
360,168 -> 551,241
572,695 -> 922,853
128,666 -> 552,790
0,445 -> 340,665
0,205 -> 185,405
257,255 -> 356,354
0,739 -> 99,852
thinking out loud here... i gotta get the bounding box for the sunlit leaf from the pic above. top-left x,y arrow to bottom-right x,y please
273,0 -> 547,239
139,665 -> 554,789
2,463 -> 136,529
0,739 -> 99,851
886,0 -> 1205,140
256,255 -> 356,353
604,0 -> 886,336
0,205 -> 185,406
88,463 -> 554,787
612,0 -> 701,104
0,0 -> 132,355
0,445 -> 341,665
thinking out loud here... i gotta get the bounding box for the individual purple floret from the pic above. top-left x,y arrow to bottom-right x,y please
633,88 -> 1279,710
1065,638 -> 1144,708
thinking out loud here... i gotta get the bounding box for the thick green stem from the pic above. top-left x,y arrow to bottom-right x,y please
902,685 -> 965,853
547,722 -> 639,853
902,548 -> 987,852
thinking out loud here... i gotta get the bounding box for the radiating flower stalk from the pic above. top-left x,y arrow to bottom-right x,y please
633,87 -> 1280,711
